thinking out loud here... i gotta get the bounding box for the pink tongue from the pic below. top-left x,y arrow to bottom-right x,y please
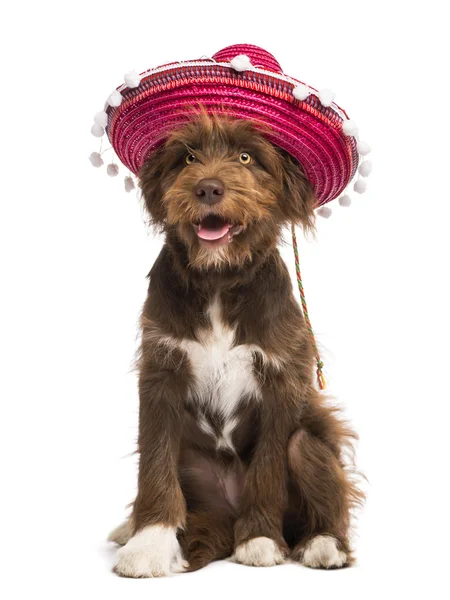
197,223 -> 230,240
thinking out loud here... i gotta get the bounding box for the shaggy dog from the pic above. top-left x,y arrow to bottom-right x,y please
108,111 -> 363,577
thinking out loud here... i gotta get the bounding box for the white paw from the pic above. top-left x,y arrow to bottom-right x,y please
233,537 -> 285,567
302,535 -> 347,569
114,524 -> 188,578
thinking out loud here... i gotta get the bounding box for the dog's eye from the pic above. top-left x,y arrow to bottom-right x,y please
239,152 -> 252,165
185,153 -> 196,165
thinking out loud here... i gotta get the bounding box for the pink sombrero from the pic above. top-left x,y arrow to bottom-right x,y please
90,43 -> 371,215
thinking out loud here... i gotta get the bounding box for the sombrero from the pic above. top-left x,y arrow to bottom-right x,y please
89,43 -> 371,216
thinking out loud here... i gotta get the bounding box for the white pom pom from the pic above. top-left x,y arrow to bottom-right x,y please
292,84 -> 310,101
94,111 -> 108,128
338,194 -> 352,207
357,140 -> 371,156
317,205 -> 332,218
107,90 -> 123,107
91,123 -> 104,138
230,54 -> 253,72
318,88 -> 336,107
124,70 -> 141,88
353,179 -> 367,194
342,120 -> 359,136
124,176 -> 135,192
89,152 -> 104,168
107,163 -> 119,177
358,161 -> 372,177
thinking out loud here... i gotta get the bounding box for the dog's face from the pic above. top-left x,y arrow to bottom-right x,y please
139,112 -> 315,269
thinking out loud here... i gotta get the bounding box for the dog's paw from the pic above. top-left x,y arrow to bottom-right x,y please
114,524 -> 188,578
232,537 -> 285,567
301,535 -> 348,569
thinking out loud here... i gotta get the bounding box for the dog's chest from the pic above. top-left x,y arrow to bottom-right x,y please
180,298 -> 262,451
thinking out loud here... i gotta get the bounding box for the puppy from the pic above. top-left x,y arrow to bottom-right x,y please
108,111 -> 363,577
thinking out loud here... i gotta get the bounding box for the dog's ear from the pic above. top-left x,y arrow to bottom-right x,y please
138,144 -> 168,226
278,151 -> 316,232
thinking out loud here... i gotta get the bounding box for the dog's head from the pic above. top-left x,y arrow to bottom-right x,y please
139,111 -> 316,269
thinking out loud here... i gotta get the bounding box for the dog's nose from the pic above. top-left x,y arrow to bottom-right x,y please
194,179 -> 225,205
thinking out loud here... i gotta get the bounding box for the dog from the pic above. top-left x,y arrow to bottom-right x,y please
108,111 -> 363,577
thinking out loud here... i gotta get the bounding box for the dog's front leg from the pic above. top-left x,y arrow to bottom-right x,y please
114,357 -> 188,578
233,387 -> 296,567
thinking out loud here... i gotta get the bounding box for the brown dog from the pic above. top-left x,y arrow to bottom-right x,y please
108,111 -> 363,577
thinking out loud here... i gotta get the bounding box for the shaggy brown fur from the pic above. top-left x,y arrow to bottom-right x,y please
109,111 -> 364,576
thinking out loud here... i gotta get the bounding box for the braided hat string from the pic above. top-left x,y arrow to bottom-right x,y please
291,223 -> 326,390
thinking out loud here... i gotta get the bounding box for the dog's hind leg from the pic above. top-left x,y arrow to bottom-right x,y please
287,413 -> 364,569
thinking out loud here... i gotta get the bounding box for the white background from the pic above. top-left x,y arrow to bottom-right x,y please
1,1 -> 449,598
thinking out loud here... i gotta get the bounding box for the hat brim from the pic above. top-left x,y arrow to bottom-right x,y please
106,61 -> 358,205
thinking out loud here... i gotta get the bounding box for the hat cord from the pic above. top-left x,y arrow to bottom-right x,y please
291,223 -> 326,390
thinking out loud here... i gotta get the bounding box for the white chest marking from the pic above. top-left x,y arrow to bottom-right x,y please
216,417 -> 239,452
180,298 -> 263,450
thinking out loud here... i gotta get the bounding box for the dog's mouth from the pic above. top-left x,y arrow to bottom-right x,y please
192,215 -> 243,247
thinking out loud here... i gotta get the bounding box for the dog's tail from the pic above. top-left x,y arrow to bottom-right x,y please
107,519 -> 134,546
180,510 -> 235,572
